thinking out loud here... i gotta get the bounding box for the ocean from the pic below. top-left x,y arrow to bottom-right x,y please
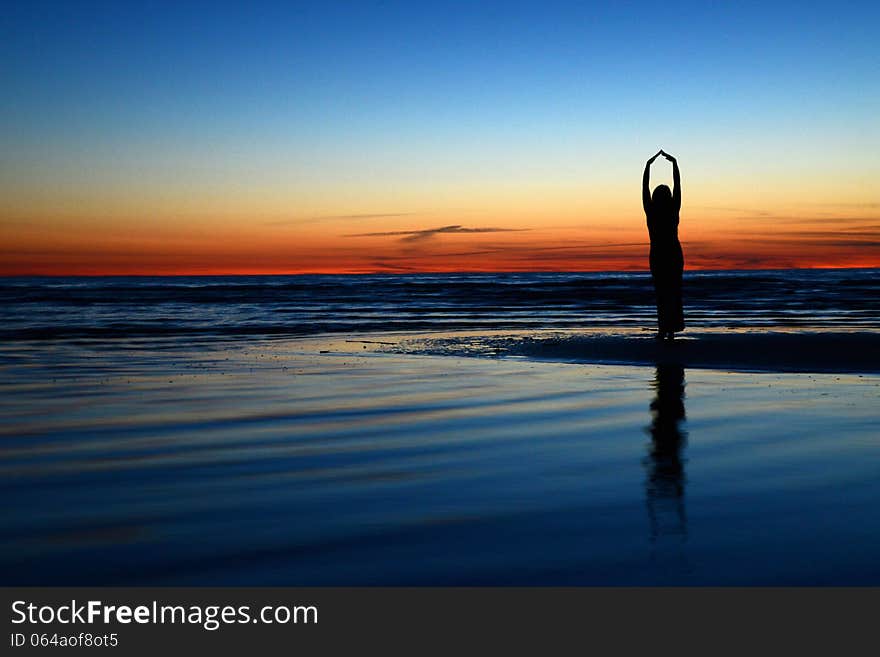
2,268 -> 880,585
2,268 -> 879,341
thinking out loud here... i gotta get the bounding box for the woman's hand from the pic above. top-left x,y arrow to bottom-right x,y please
647,150 -> 662,165
660,150 -> 676,163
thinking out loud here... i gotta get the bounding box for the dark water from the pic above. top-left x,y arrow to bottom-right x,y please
2,268 -> 879,340
1,343 -> 879,585
2,269 -> 880,585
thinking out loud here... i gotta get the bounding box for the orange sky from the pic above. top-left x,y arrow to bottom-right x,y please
4,138 -> 879,275
3,107 -> 878,276
3,201 -> 878,275
4,3 -> 879,275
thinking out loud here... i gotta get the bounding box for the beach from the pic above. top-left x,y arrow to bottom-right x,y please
3,328 -> 879,585
4,4 -> 879,649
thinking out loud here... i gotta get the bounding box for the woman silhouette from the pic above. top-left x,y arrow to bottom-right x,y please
643,150 -> 684,340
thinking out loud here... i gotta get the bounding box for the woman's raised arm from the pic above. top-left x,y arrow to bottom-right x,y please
661,150 -> 681,212
643,151 -> 661,213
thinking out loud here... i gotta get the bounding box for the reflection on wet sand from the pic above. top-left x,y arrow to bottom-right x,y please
3,338 -> 880,584
645,364 -> 689,559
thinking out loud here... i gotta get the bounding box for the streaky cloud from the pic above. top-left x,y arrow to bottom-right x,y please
319,212 -> 419,220
346,225 -> 528,242
730,215 -> 880,224
266,212 -> 418,226
807,202 -> 880,209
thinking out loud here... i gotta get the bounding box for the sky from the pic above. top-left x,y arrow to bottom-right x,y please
1,0 -> 878,274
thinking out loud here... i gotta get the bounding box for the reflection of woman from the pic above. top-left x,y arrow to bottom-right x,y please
645,364 -> 687,542
643,150 -> 684,340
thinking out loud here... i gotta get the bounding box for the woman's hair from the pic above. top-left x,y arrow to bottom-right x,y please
652,184 -> 672,207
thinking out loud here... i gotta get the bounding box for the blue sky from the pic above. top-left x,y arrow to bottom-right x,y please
2,1 -> 879,273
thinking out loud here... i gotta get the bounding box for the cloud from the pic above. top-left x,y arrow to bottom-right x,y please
319,213 -> 417,221
368,260 -> 422,272
346,225 -> 528,242
772,228 -> 880,238
738,238 -> 880,248
266,212 -> 417,226
693,206 -> 772,216
728,214 -> 880,224
806,202 -> 880,209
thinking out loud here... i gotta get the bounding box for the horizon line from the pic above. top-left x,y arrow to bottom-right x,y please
2,264 -> 878,278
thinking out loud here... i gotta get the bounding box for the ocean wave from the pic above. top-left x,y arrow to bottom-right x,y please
1,269 -> 878,340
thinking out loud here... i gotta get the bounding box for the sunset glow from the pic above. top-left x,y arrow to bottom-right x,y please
2,2 -> 878,275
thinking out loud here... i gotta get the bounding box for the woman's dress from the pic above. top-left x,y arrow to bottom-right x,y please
647,209 -> 685,333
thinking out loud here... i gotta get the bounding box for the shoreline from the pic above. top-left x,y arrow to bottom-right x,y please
314,328 -> 880,374
5,327 -> 879,375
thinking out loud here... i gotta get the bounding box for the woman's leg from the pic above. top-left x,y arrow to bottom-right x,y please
656,278 -> 674,336
651,269 -> 664,338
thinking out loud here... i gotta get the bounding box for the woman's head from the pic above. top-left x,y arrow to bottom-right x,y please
652,184 -> 672,209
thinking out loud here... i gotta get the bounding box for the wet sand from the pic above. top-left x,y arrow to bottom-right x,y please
386,329 -> 880,373
2,331 -> 880,584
